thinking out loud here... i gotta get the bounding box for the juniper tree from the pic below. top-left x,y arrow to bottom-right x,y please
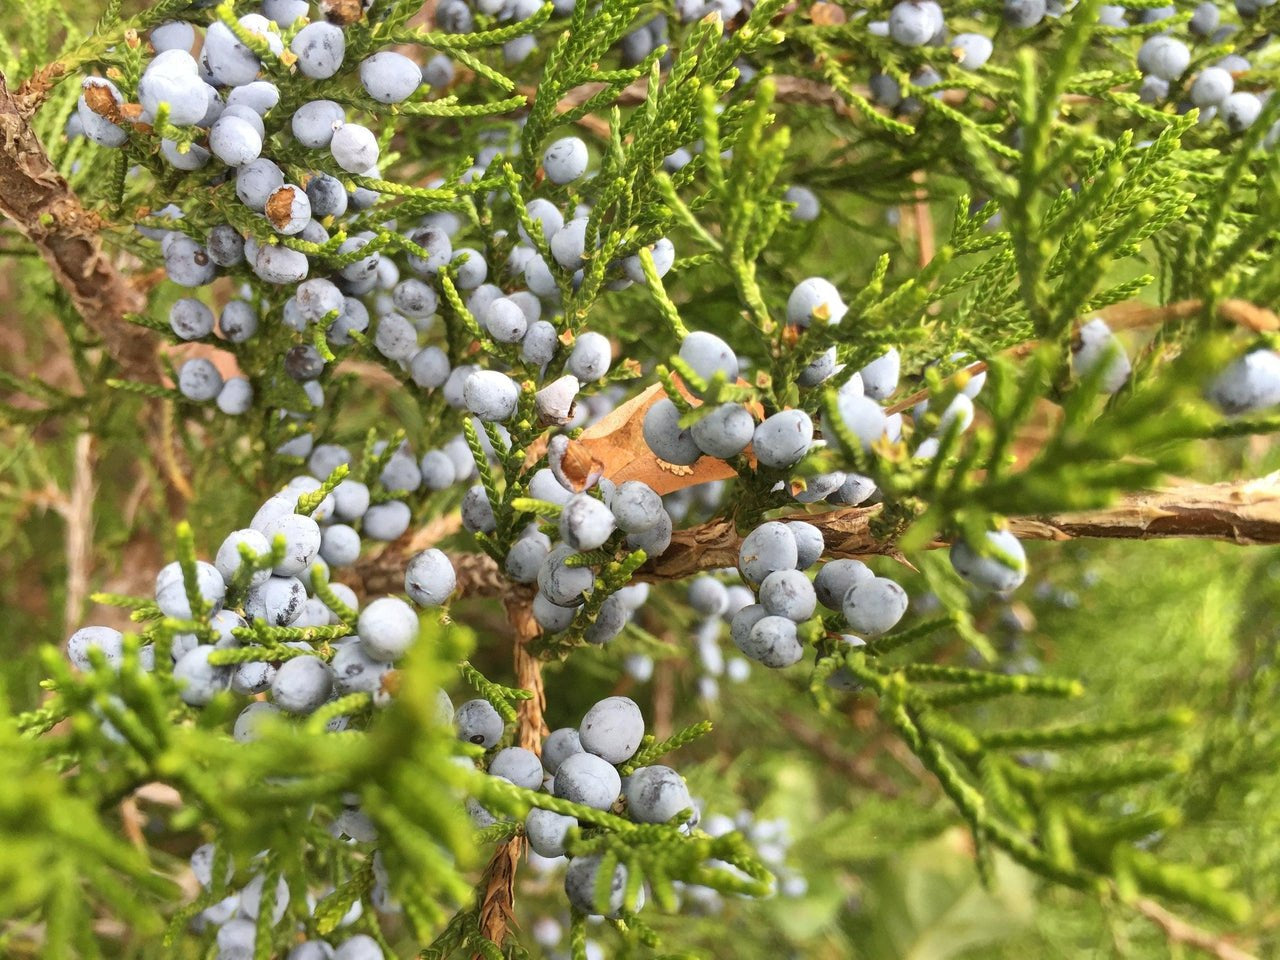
2,0 -> 1280,957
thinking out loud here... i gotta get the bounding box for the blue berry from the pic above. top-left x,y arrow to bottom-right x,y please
579,695 -> 644,763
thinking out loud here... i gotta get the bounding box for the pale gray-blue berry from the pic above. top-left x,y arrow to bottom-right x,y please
543,136 -> 589,184
842,576 -> 908,636
950,529 -> 1028,593
404,548 -> 456,606
759,569 -> 816,622
814,558 -> 872,610
489,746 -> 544,789
271,655 -> 333,713
738,521 -> 798,586
579,695 -> 644,763
360,51 -> 422,103
455,698 -> 504,747
292,22 -> 345,79
357,596 -> 419,661
624,765 -> 694,824
554,751 -> 622,809
738,615 -> 804,668
526,807 -> 576,857
643,398 -> 702,465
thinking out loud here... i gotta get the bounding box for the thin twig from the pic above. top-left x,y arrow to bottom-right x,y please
779,714 -> 903,798
1131,896 -> 1258,960
355,473 -> 1280,599
62,432 -> 95,638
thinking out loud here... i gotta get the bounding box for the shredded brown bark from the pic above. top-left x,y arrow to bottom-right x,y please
354,474 -> 1280,598
475,596 -> 546,953
0,72 -> 158,382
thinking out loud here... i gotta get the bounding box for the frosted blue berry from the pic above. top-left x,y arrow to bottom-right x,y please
1072,318 -> 1130,393
1190,67 -> 1233,108
1138,36 -> 1190,82
526,807 -> 576,857
759,569 -> 816,622
456,698 -> 504,747
814,558 -> 872,609
244,575 -> 307,626
690,403 -> 754,459
738,521 -> 798,586
174,645 -> 230,706
643,398 -> 701,465
688,576 -> 729,616
752,409 -> 813,469
163,236 -> 217,288
788,520 -> 825,570
1004,0 -> 1046,28
567,332 -> 612,383
550,217 -> 589,270
679,331 -> 738,385
554,751 -> 622,808
888,1 -> 942,46
463,370 -> 520,422
787,277 -> 846,327
489,746 -> 544,789
334,935 -> 382,960
357,597 -> 419,662
138,50 -> 207,126
1208,349 -> 1280,414
67,626 -> 125,671
952,33 -> 993,70
360,51 -> 422,103
169,298 -> 213,340
292,22 -> 346,79
560,494 -> 616,551
271,655 -> 333,714
579,695 -> 644,763
292,99 -> 344,148
330,123 -> 379,173
541,727 -> 583,773
543,136 -> 589,184
404,548 -> 456,606
461,485 -> 496,534
610,481 -> 664,534
622,236 -> 675,284
950,529 -> 1028,593
624,765 -> 694,824
264,184 -> 311,235
564,855 -> 630,917
1223,92 -> 1263,133
538,543 -> 594,606
842,577 -> 908,636
738,615 -> 804,668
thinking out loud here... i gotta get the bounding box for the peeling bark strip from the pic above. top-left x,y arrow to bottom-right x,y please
474,598 -> 546,952
353,473 -> 1280,595
0,72 -> 158,382
646,472 -> 1280,580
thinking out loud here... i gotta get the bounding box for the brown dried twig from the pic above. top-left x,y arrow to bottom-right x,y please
644,472 -> 1280,580
354,473 -> 1280,600
1131,896 -> 1258,960
475,596 -> 546,953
